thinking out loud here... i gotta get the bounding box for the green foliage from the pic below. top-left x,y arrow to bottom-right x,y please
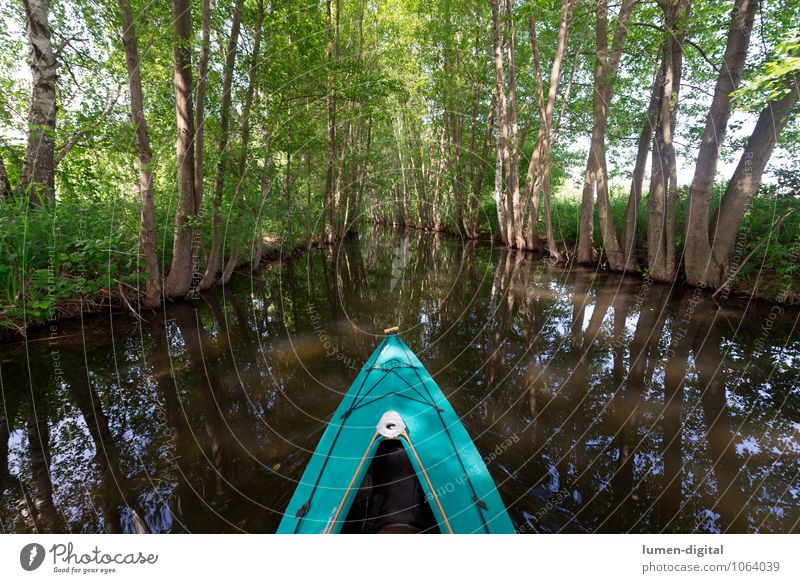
2,0 -> 800,334
545,181 -> 800,300
726,185 -> 800,291
733,31 -> 800,110
0,195 -> 146,326
773,157 -> 800,198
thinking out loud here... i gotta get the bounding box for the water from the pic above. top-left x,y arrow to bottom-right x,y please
0,228 -> 798,533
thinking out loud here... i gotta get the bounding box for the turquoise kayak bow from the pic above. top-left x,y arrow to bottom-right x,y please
277,331 -> 515,534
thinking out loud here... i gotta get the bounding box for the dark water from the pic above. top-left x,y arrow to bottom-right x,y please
1,228 -> 798,534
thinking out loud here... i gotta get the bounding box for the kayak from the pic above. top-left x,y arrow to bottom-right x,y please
277,330 -> 516,534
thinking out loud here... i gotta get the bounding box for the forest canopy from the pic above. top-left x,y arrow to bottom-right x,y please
0,0 -> 798,333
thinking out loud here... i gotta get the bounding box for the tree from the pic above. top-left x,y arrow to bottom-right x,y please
524,0 -> 575,259
706,75 -> 798,289
683,0 -> 757,287
199,0 -> 243,290
490,0 -> 517,246
324,0 -> 338,241
503,0 -> 523,249
163,0 -> 198,299
646,0 -> 690,282
622,65 -> 661,271
576,0 -> 637,267
191,0 -> 211,285
116,0 -> 161,309
19,0 -> 58,206
682,0 -> 799,290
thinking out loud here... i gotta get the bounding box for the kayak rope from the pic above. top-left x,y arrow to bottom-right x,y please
347,391 -> 444,414
349,367 -> 437,413
400,430 -> 453,534
395,337 -> 491,534
368,364 -> 418,371
345,370 -> 394,415
325,431 -> 380,533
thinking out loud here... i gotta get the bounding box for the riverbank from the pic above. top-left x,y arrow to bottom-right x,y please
0,237 -> 326,343
3,218 -> 798,344
370,186 -> 800,307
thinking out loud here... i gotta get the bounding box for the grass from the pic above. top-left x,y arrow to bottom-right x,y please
0,190 -> 298,335
1,179 -> 798,336
476,180 -> 800,302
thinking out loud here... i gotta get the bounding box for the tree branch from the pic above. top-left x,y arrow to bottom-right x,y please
711,210 -> 794,297
54,83 -> 124,166
52,31 -> 88,57
630,21 -> 719,72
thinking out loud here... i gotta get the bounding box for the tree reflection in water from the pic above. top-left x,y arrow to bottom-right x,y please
0,229 -> 797,533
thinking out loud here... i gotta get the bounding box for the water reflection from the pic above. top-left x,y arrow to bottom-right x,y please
0,228 -> 798,533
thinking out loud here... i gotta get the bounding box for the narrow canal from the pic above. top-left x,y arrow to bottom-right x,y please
1,228 -> 798,533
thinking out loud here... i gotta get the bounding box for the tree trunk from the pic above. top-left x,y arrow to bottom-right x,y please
622,65 -> 662,271
441,0 -> 463,234
258,121 -> 276,248
490,0 -> 515,246
467,101 -> 493,239
217,7 -> 265,280
324,0 -> 338,241
306,148 -> 312,241
0,152 -> 11,198
194,0 -> 211,212
523,0 -> 574,251
199,0 -> 243,291
504,0 -> 523,248
190,0 -> 211,287
220,240 -> 239,286
542,162 -> 560,261
709,77 -> 799,286
229,1 -> 265,265
334,108 -> 351,238
647,0 -> 689,282
354,117 -> 372,233
286,102 -> 294,236
577,147 -> 599,263
19,0 -> 58,206
594,138 -> 625,269
576,0 -> 636,267
117,0 -> 161,308
524,19 -> 546,250
394,117 -> 409,227
493,102 -> 506,243
460,23 -> 490,239
684,0 -> 757,286
163,0 -> 197,299
235,3 -> 265,175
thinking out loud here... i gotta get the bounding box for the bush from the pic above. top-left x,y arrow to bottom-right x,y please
0,196 -> 143,327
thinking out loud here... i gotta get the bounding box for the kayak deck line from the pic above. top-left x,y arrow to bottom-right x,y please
278,332 -> 516,534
